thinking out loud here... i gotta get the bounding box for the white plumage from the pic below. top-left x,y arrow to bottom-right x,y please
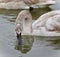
15,10 -> 60,36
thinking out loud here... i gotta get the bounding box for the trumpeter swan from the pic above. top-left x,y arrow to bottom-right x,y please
15,10 -> 60,39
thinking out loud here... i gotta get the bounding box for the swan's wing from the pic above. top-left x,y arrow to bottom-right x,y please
32,10 -> 60,29
45,15 -> 60,31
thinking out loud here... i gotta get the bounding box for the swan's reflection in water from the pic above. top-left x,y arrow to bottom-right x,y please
15,36 -> 34,53
13,33 -> 60,57
15,36 -> 60,54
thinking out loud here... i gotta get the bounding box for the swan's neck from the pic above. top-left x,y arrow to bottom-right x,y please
22,19 -> 32,34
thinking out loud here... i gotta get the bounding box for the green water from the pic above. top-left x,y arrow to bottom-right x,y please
0,0 -> 60,57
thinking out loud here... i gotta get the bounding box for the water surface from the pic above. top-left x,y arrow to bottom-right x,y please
0,0 -> 60,57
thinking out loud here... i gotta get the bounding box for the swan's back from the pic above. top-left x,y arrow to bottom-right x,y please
32,10 -> 60,29
46,15 -> 60,31
23,0 -> 39,5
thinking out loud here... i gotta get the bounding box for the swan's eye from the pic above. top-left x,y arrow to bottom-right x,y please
25,18 -> 28,20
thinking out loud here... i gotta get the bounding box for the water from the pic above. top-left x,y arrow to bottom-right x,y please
0,0 -> 60,57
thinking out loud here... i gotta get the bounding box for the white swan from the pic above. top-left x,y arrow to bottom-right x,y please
0,0 -> 55,9
32,10 -> 60,29
15,10 -> 60,38
23,0 -> 56,8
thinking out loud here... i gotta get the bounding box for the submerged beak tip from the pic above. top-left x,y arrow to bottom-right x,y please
16,33 -> 22,45
17,33 -> 22,38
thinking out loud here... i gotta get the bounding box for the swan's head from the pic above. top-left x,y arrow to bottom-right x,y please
18,10 -> 32,21
20,10 -> 32,34
15,10 -> 32,40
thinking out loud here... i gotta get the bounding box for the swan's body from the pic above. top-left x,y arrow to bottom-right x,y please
46,15 -> 60,31
15,10 -> 60,37
32,10 -> 60,29
23,0 -> 56,8
0,0 -> 55,9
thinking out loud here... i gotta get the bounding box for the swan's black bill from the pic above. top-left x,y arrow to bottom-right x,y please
29,7 -> 33,12
17,33 -> 22,45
